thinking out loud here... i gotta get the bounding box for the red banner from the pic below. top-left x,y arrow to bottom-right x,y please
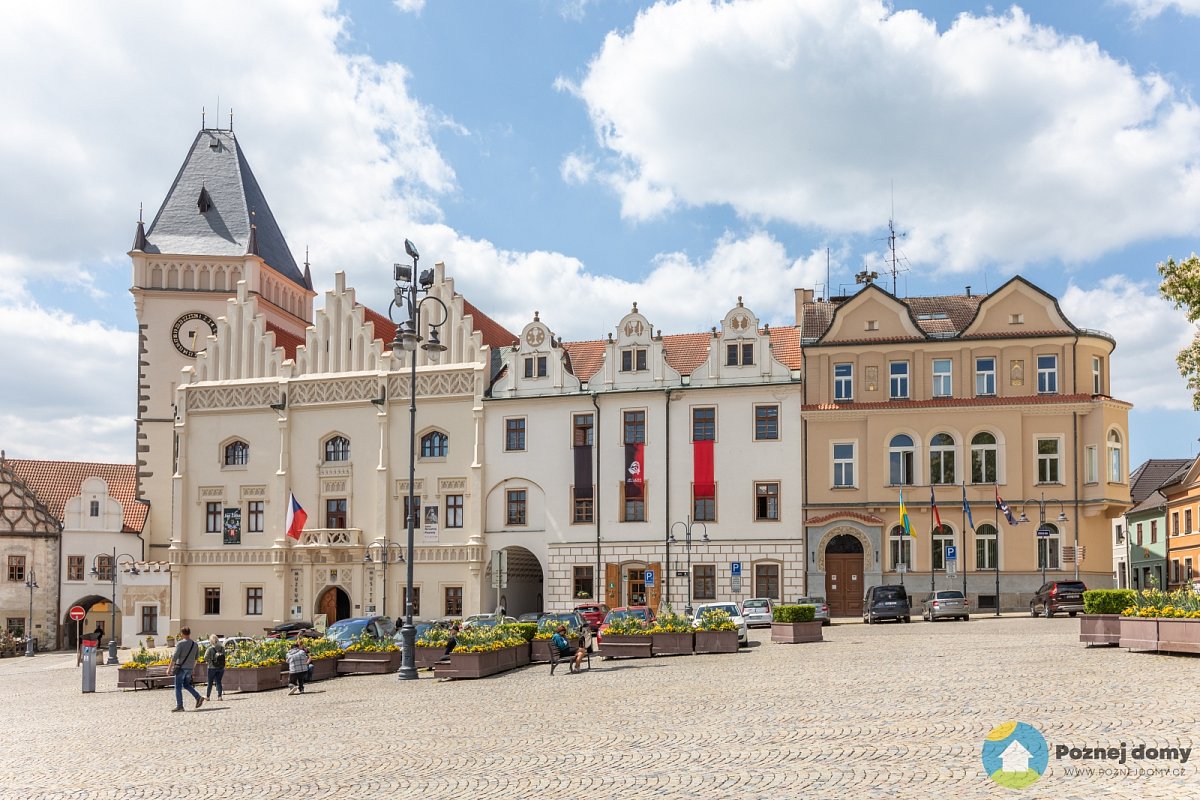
693,440 -> 714,499
625,443 -> 645,499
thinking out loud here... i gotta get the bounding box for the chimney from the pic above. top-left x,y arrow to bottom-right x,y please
794,288 -> 815,324
966,285 -> 972,298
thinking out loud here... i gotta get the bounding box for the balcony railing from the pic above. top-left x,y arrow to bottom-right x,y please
300,528 -> 361,547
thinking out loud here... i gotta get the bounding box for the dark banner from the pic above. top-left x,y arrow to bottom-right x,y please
693,439 -> 715,499
625,443 -> 645,499
223,507 -> 241,545
574,444 -> 593,499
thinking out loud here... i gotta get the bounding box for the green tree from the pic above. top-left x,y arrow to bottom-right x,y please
1158,253 -> 1200,409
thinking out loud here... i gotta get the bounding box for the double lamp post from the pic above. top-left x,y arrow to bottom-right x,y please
91,548 -> 139,665
1017,493 -> 1070,587
669,516 -> 709,617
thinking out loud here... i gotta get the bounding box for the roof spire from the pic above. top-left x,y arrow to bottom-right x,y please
246,210 -> 259,257
303,246 -> 312,289
230,107 -> 234,132
132,203 -> 148,251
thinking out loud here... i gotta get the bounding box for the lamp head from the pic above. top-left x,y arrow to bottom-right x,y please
421,326 -> 447,352
1018,512 -> 1030,524
394,263 -> 412,283
1057,511 -> 1069,522
668,533 -> 677,544
394,319 -> 419,352
419,268 -> 434,288
404,239 -> 420,261
363,553 -> 374,563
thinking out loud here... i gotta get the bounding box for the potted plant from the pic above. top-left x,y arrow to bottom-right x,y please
1080,589 -> 1134,646
117,646 -> 163,689
439,626 -> 527,679
299,637 -> 344,681
1120,586 -> 1200,654
771,604 -> 822,643
499,622 -> 537,666
415,627 -> 453,669
694,608 -> 739,654
598,614 -> 653,659
649,609 -> 695,656
338,633 -> 401,674
224,638 -> 288,692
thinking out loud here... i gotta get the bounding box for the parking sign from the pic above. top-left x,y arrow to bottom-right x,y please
946,545 -> 957,561
731,561 -> 742,577
645,568 -> 656,588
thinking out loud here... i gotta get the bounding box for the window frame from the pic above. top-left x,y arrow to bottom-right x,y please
889,360 -> 910,400
931,525 -> 955,571
834,363 -> 853,402
1037,525 -> 1062,571
505,417 -> 527,452
247,500 -> 264,533
572,413 -> 594,448
975,523 -> 998,570
693,564 -> 717,600
932,358 -> 953,397
623,409 -> 646,445
324,435 -> 350,462
245,587 -> 264,616
1107,430 -> 1123,483
444,586 -> 464,617
505,489 -> 528,526
754,404 -> 779,441
421,430 -> 449,459
571,486 -> 594,524
445,494 -> 464,529
692,484 -> 717,523
573,566 -> 595,600
325,497 -> 348,529
1036,354 -> 1058,394
832,441 -> 856,488
888,434 -> 916,486
975,357 -> 996,396
969,431 -> 998,484
621,483 -> 647,523
889,526 -> 913,571
223,440 -> 249,467
204,587 -> 221,616
754,482 -> 780,521
67,555 -> 85,582
929,433 -> 957,485
621,347 -> 648,372
139,605 -> 158,635
205,502 -> 222,534
8,555 -> 26,583
692,407 -> 716,442
1036,437 -> 1061,484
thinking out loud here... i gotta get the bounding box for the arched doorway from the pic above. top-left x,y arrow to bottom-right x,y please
316,586 -> 351,624
62,595 -> 118,649
484,546 -> 543,615
825,534 -> 865,617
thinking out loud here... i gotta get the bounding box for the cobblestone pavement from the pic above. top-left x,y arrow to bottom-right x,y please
1,615 -> 1196,799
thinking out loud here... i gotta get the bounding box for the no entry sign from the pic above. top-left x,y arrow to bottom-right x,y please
69,605 -> 86,621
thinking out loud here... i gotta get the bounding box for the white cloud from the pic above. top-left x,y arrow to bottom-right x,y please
1117,0 -> 1200,19
572,0 -> 1200,271
560,152 -> 595,185
1060,276 -> 1195,410
392,0 -> 425,13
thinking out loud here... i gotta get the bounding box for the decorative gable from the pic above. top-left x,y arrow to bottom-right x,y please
819,285 -> 924,343
491,312 -> 581,396
0,458 -> 61,535
961,276 -> 1076,339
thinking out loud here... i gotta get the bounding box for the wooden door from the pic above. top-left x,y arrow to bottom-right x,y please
645,561 -> 661,611
605,563 -> 620,609
825,554 -> 864,616
318,588 -> 337,622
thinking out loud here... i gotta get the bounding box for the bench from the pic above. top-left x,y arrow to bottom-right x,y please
134,665 -> 174,690
548,636 -> 591,675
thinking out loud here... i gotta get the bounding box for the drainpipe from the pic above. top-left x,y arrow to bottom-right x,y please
664,388 -> 671,607
1073,412 -> 1081,581
592,392 -> 601,602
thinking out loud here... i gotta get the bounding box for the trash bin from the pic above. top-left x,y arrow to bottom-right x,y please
81,638 -> 98,693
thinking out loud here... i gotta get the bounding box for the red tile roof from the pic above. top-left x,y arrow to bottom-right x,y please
662,332 -> 711,376
352,300 -> 517,355
359,305 -> 397,351
804,393 -> 1098,412
5,459 -> 146,533
766,326 -> 801,370
265,321 -> 305,361
562,340 -> 606,381
802,293 -> 987,341
562,326 -> 803,381
805,511 -> 885,526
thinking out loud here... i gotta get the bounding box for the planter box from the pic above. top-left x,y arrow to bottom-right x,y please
1157,618 -> 1200,654
771,621 -> 823,644
530,639 -> 555,662
598,634 -> 653,659
337,650 -> 402,674
651,632 -> 694,656
1079,614 -> 1122,646
308,656 -> 339,682
415,646 -> 445,670
224,664 -> 286,693
694,630 -> 739,654
1119,617 -> 1159,651
436,647 -> 509,679
117,667 -> 146,689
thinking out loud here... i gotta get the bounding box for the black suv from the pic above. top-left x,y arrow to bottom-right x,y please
1030,581 -> 1087,618
863,585 -> 912,624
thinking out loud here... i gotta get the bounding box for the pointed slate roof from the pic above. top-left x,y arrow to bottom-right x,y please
142,128 -> 305,288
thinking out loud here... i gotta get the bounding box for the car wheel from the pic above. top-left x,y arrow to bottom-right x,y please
903,616 -> 911,623
1069,611 -> 1077,618
1030,603 -> 1038,617
1044,606 -> 1053,618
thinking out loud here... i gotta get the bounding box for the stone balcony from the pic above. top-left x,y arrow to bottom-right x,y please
300,528 -> 362,547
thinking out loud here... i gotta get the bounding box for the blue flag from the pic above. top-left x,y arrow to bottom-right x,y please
962,483 -> 975,530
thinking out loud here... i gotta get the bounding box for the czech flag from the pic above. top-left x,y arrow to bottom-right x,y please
899,489 -> 914,537
930,485 -> 943,532
285,493 -> 308,540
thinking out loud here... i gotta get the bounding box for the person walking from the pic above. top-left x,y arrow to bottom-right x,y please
286,640 -> 310,695
170,627 -> 203,712
205,634 -> 226,701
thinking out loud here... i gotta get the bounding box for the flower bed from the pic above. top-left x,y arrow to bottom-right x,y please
648,610 -> 694,656
431,625 -> 529,679
599,634 -> 652,659
1079,589 -> 1135,647
695,608 -> 739,653
1117,586 -> 1200,655
771,604 -> 822,643
531,619 -> 585,663
224,663 -> 287,692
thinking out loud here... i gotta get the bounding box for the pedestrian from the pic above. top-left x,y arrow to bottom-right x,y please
91,624 -> 104,648
205,634 -> 225,700
169,627 -> 203,712
286,640 -> 310,694
427,623 -> 459,671
552,625 -> 585,673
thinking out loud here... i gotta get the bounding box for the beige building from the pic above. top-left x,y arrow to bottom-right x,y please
799,279 -> 1131,614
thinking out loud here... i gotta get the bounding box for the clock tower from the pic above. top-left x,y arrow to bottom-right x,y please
130,126 -> 316,555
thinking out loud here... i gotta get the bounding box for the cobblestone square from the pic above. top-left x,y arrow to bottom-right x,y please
1,616 -> 1196,799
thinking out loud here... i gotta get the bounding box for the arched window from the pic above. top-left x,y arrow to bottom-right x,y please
224,440 -> 249,466
929,433 -> 956,484
421,431 -> 448,459
888,434 -> 915,486
932,524 -> 955,571
1107,430 -> 1123,483
975,523 -> 998,570
970,432 -> 998,484
324,436 -> 350,462
1037,522 -> 1061,571
889,525 -> 912,571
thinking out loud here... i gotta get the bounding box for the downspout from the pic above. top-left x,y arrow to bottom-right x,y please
55,519 -> 63,650
1072,334 -> 1080,581
664,388 -> 671,607
801,350 -> 810,596
1123,512 -> 1131,589
592,392 -> 601,602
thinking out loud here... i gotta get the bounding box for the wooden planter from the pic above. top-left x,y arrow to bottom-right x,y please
193,663 -> 207,683
415,646 -> 445,669
308,656 -> 339,681
436,647 -> 510,679
530,639 -> 554,663
771,621 -> 823,644
337,650 -> 402,674
1157,619 -> 1200,654
694,630 -> 739,654
117,667 -> 146,689
224,664 -> 286,693
1079,614 -> 1122,646
651,632 -> 694,656
599,634 -> 653,659
1119,617 -> 1159,651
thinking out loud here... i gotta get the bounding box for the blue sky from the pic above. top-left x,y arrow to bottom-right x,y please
1,0 -> 1199,465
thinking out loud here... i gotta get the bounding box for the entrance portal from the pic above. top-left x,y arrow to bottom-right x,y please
484,546 -> 544,616
825,534 -> 865,617
316,586 -> 351,624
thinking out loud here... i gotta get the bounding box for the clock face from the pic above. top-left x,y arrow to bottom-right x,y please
525,327 -> 546,347
172,312 -> 218,358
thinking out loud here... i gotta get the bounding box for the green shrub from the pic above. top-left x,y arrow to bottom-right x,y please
772,604 -> 815,623
498,622 -> 537,642
1083,589 -> 1136,615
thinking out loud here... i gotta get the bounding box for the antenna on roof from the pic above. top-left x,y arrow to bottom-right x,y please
139,202 -> 143,224
215,96 -> 220,130
201,106 -> 206,129
883,183 -> 910,295
825,247 -> 830,301
230,107 -> 234,132
304,246 -> 310,270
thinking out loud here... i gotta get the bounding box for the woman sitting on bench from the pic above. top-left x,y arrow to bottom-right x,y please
552,626 -> 585,673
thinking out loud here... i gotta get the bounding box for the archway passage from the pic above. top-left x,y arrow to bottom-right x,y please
825,534 -> 865,617
484,546 -> 543,616
316,586 -> 351,625
62,595 -> 118,649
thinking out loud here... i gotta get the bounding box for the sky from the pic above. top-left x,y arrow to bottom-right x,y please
2,0 -> 1200,466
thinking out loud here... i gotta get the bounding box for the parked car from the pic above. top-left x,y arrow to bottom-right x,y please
517,612 -> 544,623
573,603 -> 610,631
264,621 -> 321,640
324,615 -> 397,646
795,596 -> 831,626
1030,580 -> 1087,618
540,611 -> 595,652
740,598 -> 774,628
691,602 -> 749,647
461,615 -> 518,629
921,590 -> 970,621
863,585 -> 911,624
392,619 -> 452,645
596,606 -> 656,643
220,636 -> 255,650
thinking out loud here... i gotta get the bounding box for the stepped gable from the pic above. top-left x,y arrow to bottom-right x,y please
142,128 -> 304,288
0,457 -> 63,535
5,459 -> 145,534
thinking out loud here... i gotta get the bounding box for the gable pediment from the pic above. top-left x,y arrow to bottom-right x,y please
961,276 -> 1076,338
820,286 -> 923,343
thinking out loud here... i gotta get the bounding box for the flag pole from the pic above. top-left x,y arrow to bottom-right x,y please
961,481 -> 969,598
994,483 -> 1001,617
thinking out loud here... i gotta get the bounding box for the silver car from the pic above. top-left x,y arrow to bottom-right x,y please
795,596 -> 831,626
691,602 -> 749,647
921,590 -> 970,621
739,598 -> 774,628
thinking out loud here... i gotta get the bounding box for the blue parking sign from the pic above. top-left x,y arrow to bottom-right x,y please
946,545 -> 957,561
731,561 -> 742,577
644,568 -> 656,588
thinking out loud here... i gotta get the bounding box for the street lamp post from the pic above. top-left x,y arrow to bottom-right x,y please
364,541 -> 405,618
669,516 -> 709,617
90,548 -> 140,665
24,568 -> 38,657
1017,493 -> 1069,590
390,239 -> 448,682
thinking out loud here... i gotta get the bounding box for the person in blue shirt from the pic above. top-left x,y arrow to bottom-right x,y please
551,625 -> 584,673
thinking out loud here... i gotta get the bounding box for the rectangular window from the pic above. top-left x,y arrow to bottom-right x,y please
506,490 -> 527,526
833,443 -> 855,488
694,564 -> 716,600
623,410 -> 646,444
204,587 -> 221,615
693,487 -> 716,522
140,605 -> 158,634
505,418 -> 527,451
975,357 -> 996,396
7,618 -> 24,637
622,484 -> 646,522
1151,520 -> 1158,544
1092,356 -> 1102,394
1036,354 -> 1058,394
89,500 -> 100,517
1037,438 -> 1060,483
725,342 -> 754,366
932,358 -> 953,397
246,587 -> 263,616
890,536 -> 913,570
621,348 -> 648,372
932,533 -> 954,571
834,363 -> 853,401
523,357 -> 533,378
573,566 -> 594,600
523,355 -> 548,378
755,482 -> 780,521
7,555 -> 25,582
1085,446 -> 1098,484
67,555 -> 85,581
403,496 -> 422,530
1187,510 -> 1193,534
754,405 -> 779,441
247,500 -> 264,533
1187,558 -> 1194,581
572,413 -> 594,447
975,533 -> 998,570
1136,523 -> 1143,546
445,495 -> 464,528
404,586 -> 421,617
692,407 -> 715,441
572,488 -> 594,524
1172,513 -> 1180,537
754,563 -> 780,601
94,554 -> 113,582
326,498 -> 348,529
444,586 -> 463,617
889,361 -> 909,399
1173,559 -> 1182,583
1037,538 -> 1060,571
206,502 -> 222,533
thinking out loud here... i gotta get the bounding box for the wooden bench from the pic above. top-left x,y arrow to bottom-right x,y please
548,637 -> 591,675
134,665 -> 174,690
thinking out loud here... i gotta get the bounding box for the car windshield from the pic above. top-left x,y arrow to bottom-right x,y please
606,609 -> 648,622
796,597 -> 825,604
1057,582 -> 1087,591
544,613 -> 581,626
875,587 -> 907,599
326,620 -> 368,638
576,606 -> 600,613
938,591 -> 965,599
698,604 -> 739,618
743,600 -> 769,609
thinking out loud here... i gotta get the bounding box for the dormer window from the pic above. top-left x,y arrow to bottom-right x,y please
197,186 -> 213,213
865,320 -> 879,331
621,348 -> 648,372
523,355 -> 548,378
726,342 -> 754,366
